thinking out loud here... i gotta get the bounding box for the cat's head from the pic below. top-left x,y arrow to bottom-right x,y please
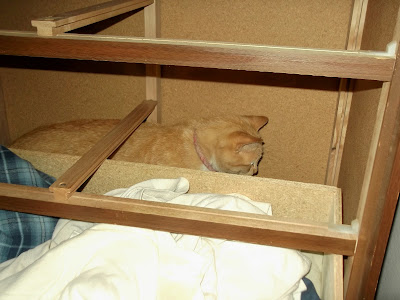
196,115 -> 269,175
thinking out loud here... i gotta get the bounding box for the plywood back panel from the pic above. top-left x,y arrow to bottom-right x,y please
0,0 -> 146,141
361,0 -> 400,51
159,0 -> 353,183
1,59 -> 145,141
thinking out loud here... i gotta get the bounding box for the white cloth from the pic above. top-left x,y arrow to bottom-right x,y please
0,177 -> 311,299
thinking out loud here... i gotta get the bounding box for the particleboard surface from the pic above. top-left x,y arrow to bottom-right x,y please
337,0 -> 400,224
159,0 -> 353,183
360,0 -> 400,51
0,0 -> 146,142
12,149 -> 340,223
338,80 -> 382,224
0,0 -> 354,185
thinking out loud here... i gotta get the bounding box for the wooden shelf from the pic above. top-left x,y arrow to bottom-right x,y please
1,1 -> 400,298
31,0 -> 153,36
0,30 -> 395,81
0,175 -> 356,256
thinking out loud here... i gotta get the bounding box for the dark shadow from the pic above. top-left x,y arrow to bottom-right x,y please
1,56 -> 376,92
0,56 -> 145,76
70,9 -> 140,35
162,65 -> 342,92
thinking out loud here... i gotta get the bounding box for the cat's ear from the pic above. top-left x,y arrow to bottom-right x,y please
243,116 -> 269,131
230,131 -> 263,152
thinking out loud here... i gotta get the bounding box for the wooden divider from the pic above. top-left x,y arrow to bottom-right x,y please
0,30 -> 395,81
344,40 -> 400,299
31,0 -> 153,36
325,0 -> 368,186
49,100 -> 156,200
144,0 -> 161,123
0,182 -> 357,255
0,78 -> 10,146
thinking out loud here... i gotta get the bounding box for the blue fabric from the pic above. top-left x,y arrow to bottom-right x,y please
301,277 -> 320,300
0,145 -> 59,263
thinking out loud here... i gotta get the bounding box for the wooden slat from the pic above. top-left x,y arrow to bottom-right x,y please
322,177 -> 344,300
365,139 -> 400,296
0,183 -> 357,255
49,100 -> 156,200
344,40 -> 400,299
144,0 -> 161,123
346,0 -> 368,50
0,77 -> 11,146
325,0 -> 368,186
0,30 -> 395,81
31,0 -> 153,36
364,6 -> 400,297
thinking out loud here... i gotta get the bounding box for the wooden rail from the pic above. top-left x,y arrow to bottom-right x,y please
31,0 -> 153,36
0,183 -> 357,256
0,30 -> 395,81
50,100 -> 157,200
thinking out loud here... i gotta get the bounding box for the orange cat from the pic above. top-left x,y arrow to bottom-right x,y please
11,116 -> 269,175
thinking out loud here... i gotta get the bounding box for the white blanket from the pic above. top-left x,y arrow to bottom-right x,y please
0,177 -> 311,299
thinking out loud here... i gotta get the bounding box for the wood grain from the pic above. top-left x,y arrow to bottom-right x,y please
144,0 -> 161,123
0,78 -> 10,146
325,0 -> 368,186
365,139 -> 400,296
31,0 -> 153,36
345,41 -> 400,299
0,183 -> 357,255
363,4 -> 400,297
0,30 -> 395,81
49,100 -> 156,199
322,176 -> 344,300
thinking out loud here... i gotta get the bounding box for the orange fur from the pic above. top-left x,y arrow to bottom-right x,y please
11,116 -> 268,175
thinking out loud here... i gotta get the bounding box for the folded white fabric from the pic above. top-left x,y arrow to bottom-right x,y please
0,177 -> 311,300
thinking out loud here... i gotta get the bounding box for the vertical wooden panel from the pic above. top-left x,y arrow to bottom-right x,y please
144,0 -> 161,123
0,77 -> 11,145
365,138 -> 400,296
338,0 -> 400,224
325,0 -> 368,186
344,41 -> 400,299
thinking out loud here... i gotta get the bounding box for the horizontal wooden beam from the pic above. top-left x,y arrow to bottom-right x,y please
0,30 -> 395,81
49,100 -> 157,200
31,0 -> 153,36
0,183 -> 357,255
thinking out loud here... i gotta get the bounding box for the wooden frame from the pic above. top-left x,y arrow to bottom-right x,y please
31,0 -> 153,36
144,0 -> 161,123
325,0 -> 368,186
0,78 -> 10,146
0,31 -> 395,81
0,181 -> 356,256
1,1 -> 400,299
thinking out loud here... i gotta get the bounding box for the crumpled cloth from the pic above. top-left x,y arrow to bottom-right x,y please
0,177 -> 311,299
0,145 -> 58,263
